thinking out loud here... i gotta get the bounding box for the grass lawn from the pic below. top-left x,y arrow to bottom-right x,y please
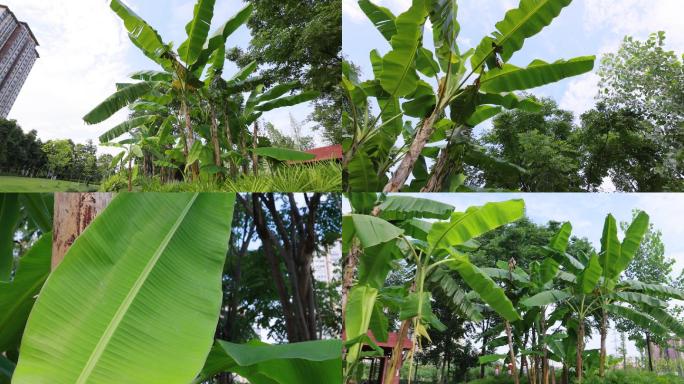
0,176 -> 97,192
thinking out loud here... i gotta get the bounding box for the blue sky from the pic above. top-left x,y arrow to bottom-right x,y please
343,0 -> 684,120
5,0 -> 318,154
343,193 -> 684,356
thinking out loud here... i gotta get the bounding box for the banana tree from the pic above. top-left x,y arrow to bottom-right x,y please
343,194 -> 525,383
7,193 -> 342,384
343,0 -> 595,192
84,0 -> 254,180
526,217 -> 684,383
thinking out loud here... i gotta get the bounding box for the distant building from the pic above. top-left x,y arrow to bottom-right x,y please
313,241 -> 341,284
0,5 -> 38,118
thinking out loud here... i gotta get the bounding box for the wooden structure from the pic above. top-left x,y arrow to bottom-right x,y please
344,331 -> 413,384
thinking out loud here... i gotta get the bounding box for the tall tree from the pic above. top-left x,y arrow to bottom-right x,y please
241,193 -> 341,342
596,31 -> 683,187
478,99 -> 583,191
228,0 -> 342,144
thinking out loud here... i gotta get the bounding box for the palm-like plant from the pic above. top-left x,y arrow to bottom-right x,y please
83,0 -> 318,185
343,0 -> 596,192
343,194 -> 525,383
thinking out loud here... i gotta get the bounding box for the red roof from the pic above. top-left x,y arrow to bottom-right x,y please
342,331 -> 413,351
304,144 -> 342,162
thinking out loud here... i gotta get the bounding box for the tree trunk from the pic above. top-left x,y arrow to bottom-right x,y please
52,193 -> 113,269
599,308 -> 607,377
181,98 -> 198,180
127,154 -> 133,192
250,194 -> 298,341
646,332 -> 654,372
252,121 -> 260,176
505,320 -> 520,384
561,364 -> 568,384
383,113 -> 439,192
576,321 -> 585,384
541,307 -> 549,384
383,318 -> 411,384
480,319 -> 489,379
210,107 -> 223,180
421,128 -> 467,192
222,109 -> 237,178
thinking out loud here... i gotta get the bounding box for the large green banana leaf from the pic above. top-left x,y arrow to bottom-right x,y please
428,267 -> 483,321
198,339 -> 342,384
0,194 -> 20,282
13,193 -> 236,384
521,290 -> 571,307
19,194 -> 53,234
549,222 -> 572,253
446,251 -> 520,322
357,240 -> 401,289
598,214 -> 621,279
110,0 -> 168,65
358,0 -> 397,40
612,211 -> 649,279
0,233 -> 51,352
83,81 -> 158,124
479,56 -> 595,93
429,0 -> 459,68
99,115 -> 157,143
577,253 -> 602,294
190,4 -> 253,75
604,305 -> 670,337
345,214 -> 404,249
427,199 -> 525,250
254,91 -> 320,112
378,195 -> 454,221
619,280 -> 684,300
178,0 -> 216,66
379,0 -> 428,97
472,0 -> 573,67
345,285 -> 378,364
610,292 -> 667,308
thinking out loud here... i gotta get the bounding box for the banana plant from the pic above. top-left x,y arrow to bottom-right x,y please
0,194 -> 53,383
343,0 -> 595,192
5,193 -> 342,384
525,217 -> 684,383
84,1 -> 318,185
343,194 -> 525,384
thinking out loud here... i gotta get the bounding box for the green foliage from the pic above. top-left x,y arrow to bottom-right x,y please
344,0 -> 594,192
13,193 -> 236,384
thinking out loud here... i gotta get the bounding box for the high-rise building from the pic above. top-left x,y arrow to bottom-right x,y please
0,5 -> 38,118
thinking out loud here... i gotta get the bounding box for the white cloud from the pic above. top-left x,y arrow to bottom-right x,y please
584,0 -> 684,52
559,72 -> 599,117
5,0 -> 132,154
342,0 -> 367,23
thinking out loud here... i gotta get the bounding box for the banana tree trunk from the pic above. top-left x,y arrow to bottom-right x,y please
505,320 -> 520,384
383,113 -> 439,192
576,321 -> 585,384
127,154 -> 133,192
222,109 -> 237,178
646,332 -> 654,372
252,121 -> 259,176
52,193 -> 113,269
181,98 -> 198,180
383,318 -> 411,384
541,307 -> 549,384
599,308 -> 607,377
210,107 -> 223,180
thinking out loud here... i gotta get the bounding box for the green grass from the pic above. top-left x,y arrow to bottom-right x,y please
0,176 -> 98,192
99,162 -> 343,192
466,370 -> 684,384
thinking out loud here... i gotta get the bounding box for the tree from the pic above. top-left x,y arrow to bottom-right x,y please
240,193 -> 341,343
42,140 -> 73,179
478,98 -> 584,191
578,106 -> 680,191
0,119 -> 47,176
227,0 -> 342,144
343,0 -> 595,192
596,31 -> 683,187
